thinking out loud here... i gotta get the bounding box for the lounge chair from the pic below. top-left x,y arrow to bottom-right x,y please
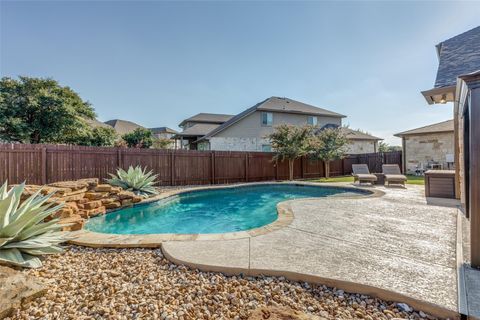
352,164 -> 377,185
382,164 -> 407,186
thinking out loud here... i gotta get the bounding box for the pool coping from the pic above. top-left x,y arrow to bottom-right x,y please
68,181 -> 384,248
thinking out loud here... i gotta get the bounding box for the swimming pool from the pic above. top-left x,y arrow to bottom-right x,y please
85,184 -> 364,235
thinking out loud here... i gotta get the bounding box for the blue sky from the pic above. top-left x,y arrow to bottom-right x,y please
1,1 -> 479,145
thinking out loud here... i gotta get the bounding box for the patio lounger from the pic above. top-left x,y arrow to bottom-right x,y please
352,164 -> 377,185
382,164 -> 407,186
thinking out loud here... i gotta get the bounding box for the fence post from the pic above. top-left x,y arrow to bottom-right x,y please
275,160 -> 279,180
341,158 -> 345,176
245,153 -> 249,182
41,147 -> 47,184
117,148 -> 122,168
211,152 -> 215,185
170,152 -> 175,186
301,156 -> 305,179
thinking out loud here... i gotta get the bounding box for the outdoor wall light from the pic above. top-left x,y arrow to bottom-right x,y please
440,94 -> 447,104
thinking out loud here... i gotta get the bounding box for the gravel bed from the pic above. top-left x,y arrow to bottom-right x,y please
7,246 -> 437,320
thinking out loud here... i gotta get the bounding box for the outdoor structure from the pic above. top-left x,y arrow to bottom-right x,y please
176,97 -> 381,152
395,120 -> 454,174
104,119 -> 144,136
344,128 -> 382,154
421,26 -> 480,269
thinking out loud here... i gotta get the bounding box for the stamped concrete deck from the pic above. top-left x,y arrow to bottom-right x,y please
162,184 -> 460,318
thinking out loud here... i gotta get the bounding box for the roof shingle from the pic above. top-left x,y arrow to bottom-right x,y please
394,120 -> 454,137
198,97 -> 344,141
434,26 -> 480,88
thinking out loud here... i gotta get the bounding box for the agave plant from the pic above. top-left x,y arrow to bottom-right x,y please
106,165 -> 158,196
0,182 -> 66,268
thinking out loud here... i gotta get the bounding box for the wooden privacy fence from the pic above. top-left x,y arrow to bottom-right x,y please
0,144 -> 402,185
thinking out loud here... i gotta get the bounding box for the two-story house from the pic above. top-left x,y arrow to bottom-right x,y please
175,97 -> 382,153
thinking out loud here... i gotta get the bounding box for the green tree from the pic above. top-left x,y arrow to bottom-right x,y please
310,127 -> 349,178
267,124 -> 313,180
88,127 -> 118,146
378,141 -> 401,153
122,128 -> 154,148
152,137 -> 172,149
0,76 -> 95,144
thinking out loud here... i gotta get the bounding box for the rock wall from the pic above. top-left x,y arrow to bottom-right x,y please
346,140 -> 377,154
21,178 -> 143,231
403,132 -> 455,174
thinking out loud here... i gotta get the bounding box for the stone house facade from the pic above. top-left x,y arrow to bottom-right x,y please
395,120 -> 454,174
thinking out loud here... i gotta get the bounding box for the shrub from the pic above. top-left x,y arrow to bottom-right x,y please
122,128 -> 154,148
0,182 -> 66,268
106,166 -> 158,196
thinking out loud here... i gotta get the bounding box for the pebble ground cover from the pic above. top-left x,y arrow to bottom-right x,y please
7,246 -> 437,320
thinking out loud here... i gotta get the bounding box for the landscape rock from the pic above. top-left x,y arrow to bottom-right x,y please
95,184 -> 112,192
18,178 -> 149,232
249,306 -> 326,320
4,247 -> 435,320
0,266 -> 47,319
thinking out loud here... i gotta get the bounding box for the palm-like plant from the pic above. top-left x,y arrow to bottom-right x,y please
0,182 -> 66,268
106,165 -> 158,196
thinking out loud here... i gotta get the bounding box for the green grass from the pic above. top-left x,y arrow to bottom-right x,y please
308,174 -> 425,185
309,176 -> 354,183
405,175 -> 425,185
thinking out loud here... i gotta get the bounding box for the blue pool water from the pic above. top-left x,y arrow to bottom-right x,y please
85,184 -> 363,234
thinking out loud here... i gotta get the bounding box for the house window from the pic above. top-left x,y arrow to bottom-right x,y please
307,116 -> 318,126
262,112 -> 273,126
261,144 -> 272,152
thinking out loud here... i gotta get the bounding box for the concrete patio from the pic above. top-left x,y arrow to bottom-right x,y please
162,184 -> 460,318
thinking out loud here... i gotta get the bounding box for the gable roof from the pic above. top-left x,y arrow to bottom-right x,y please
104,119 -> 144,136
343,128 -> 383,141
84,118 -> 112,129
149,127 -> 178,134
197,97 -> 345,142
434,26 -> 480,88
179,113 -> 234,127
174,123 -> 221,137
394,120 -> 454,137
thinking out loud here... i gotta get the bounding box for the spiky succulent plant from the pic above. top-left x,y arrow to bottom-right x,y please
0,182 -> 66,268
106,165 -> 158,196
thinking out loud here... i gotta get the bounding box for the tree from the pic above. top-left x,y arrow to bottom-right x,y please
152,137 -> 173,149
122,128 -> 154,148
0,76 -> 95,144
88,127 -> 118,146
267,124 -> 312,180
378,141 -> 402,153
310,127 -> 349,178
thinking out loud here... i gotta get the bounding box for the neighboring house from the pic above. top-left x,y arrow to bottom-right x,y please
104,119 -> 144,136
395,120 -> 454,174
179,97 -> 345,151
149,127 -> 178,139
421,26 -> 480,269
173,113 -> 234,149
176,97 -> 381,152
343,128 -> 382,154
84,118 -> 113,130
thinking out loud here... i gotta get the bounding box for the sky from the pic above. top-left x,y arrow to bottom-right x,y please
1,1 -> 479,145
